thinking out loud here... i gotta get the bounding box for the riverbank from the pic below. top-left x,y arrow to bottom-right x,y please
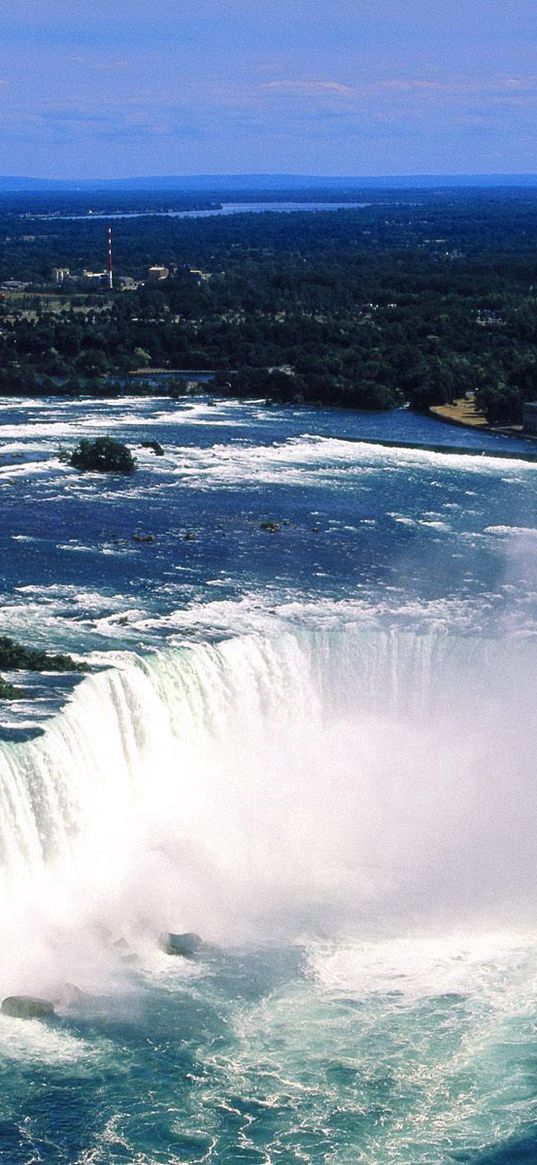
430,398 -> 488,428
429,397 -> 535,443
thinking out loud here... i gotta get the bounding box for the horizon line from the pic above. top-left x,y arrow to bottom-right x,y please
1,170 -> 537,185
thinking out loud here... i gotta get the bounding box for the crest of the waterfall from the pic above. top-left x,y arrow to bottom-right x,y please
0,627 -> 535,995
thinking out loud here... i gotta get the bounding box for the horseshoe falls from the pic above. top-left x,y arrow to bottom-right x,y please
0,397 -> 537,1164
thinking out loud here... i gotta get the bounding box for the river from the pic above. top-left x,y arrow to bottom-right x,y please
0,396 -> 536,1163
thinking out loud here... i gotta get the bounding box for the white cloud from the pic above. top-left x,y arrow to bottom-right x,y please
259,79 -> 358,98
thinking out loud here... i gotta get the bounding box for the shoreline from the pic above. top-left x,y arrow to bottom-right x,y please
429,398 -> 537,444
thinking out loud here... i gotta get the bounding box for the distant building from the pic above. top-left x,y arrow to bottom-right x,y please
52,267 -> 70,284
118,276 -> 140,291
523,402 -> 537,434
476,308 -> 505,327
82,270 -> 107,284
147,265 -> 169,282
1,280 -> 31,292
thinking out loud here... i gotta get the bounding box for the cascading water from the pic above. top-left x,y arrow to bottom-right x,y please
0,627 -> 535,1002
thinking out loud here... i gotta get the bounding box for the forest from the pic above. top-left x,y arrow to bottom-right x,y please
0,187 -> 537,422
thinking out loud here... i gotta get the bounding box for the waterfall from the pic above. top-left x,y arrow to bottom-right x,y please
0,628 -> 535,994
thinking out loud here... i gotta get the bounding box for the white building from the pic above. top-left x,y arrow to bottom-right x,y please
523,402 -> 537,434
147,266 -> 169,282
82,270 -> 107,284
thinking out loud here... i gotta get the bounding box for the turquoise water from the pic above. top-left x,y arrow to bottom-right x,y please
0,398 -> 536,1163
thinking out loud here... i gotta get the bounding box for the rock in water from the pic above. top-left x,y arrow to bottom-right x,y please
57,983 -> 88,1008
141,440 -> 164,456
2,995 -> 55,1019
160,931 -> 203,958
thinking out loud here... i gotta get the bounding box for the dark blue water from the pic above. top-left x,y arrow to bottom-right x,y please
0,397 -> 535,659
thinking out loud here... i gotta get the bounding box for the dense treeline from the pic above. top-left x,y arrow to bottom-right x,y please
1,189 -> 537,419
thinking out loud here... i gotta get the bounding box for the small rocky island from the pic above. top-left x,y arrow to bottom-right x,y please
68,436 -> 136,473
0,636 -> 89,702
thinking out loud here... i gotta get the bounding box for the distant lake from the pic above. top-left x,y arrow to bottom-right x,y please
35,201 -> 371,221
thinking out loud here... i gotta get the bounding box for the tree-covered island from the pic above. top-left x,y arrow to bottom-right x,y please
0,637 -> 90,702
0,187 -> 537,424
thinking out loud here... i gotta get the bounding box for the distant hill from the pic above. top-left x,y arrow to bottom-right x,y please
1,173 -> 537,193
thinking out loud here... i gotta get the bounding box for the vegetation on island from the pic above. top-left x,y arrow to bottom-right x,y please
69,436 -> 136,472
0,676 -> 24,701
0,636 -> 90,702
0,636 -> 89,674
0,188 -> 536,422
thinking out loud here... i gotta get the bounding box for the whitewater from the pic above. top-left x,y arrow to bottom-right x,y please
0,396 -> 536,1164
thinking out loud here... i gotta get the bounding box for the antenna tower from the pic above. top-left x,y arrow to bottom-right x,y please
107,226 -> 113,289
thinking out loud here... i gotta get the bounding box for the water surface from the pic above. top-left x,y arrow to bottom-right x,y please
0,396 -> 536,1163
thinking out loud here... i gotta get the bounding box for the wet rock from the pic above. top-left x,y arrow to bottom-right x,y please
160,931 -> 203,958
55,984 -> 109,1015
141,440 -> 164,456
259,520 -> 281,533
132,532 -> 156,543
55,983 -> 90,1010
183,531 -> 197,541
2,995 -> 55,1019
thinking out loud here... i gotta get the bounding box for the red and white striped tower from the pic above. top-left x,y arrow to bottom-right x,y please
107,226 -> 113,290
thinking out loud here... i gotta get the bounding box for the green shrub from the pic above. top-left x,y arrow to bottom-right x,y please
69,436 -> 136,473
0,675 -> 24,700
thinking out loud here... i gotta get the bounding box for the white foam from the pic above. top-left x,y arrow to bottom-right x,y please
0,1018 -> 103,1064
0,627 -> 535,998
309,930 -> 537,1005
485,525 -> 537,538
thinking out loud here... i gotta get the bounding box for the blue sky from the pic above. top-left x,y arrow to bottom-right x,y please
0,0 -> 535,178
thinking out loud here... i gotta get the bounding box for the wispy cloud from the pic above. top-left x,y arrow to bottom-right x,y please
256,74 -> 537,105
0,1 -> 536,176
259,80 -> 358,98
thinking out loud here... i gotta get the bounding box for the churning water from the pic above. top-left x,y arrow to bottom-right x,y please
0,397 -> 536,1163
